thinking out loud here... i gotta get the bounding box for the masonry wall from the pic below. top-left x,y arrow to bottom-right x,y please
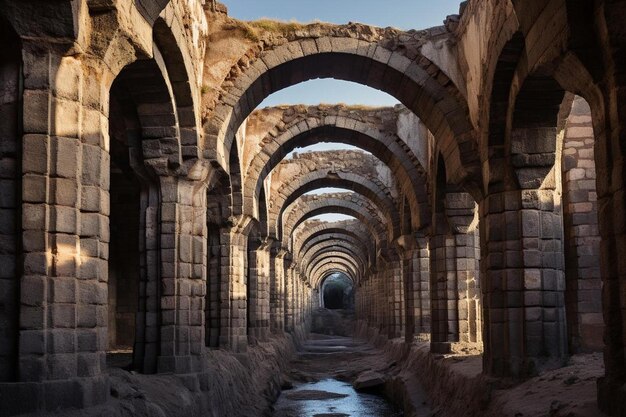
561,96 -> 603,353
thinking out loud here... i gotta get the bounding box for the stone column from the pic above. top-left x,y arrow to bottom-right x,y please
219,221 -> 249,352
311,288 -> 320,310
269,245 -> 286,333
296,276 -> 303,328
363,267 -> 378,327
365,273 -> 373,326
376,268 -> 385,331
205,223 -> 221,348
481,188 -> 567,376
430,192 -> 481,354
398,235 -> 430,343
247,238 -> 271,343
304,282 -> 312,330
284,263 -> 295,333
156,177 -> 206,373
414,236 -> 431,339
385,255 -> 404,339
2,48 -> 110,413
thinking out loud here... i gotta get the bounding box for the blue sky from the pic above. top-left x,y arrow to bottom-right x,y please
225,0 -> 460,32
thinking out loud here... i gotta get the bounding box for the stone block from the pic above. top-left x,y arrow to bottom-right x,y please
77,329 -> 98,352
47,353 -> 77,380
51,304 -> 76,328
19,330 -> 45,355
44,379 -> 82,410
48,330 -> 76,354
53,57 -> 82,101
52,99 -> 80,138
23,90 -> 49,134
76,353 -> 99,377
81,144 -> 103,187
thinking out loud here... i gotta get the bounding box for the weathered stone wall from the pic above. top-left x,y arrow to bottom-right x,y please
561,96 -> 603,353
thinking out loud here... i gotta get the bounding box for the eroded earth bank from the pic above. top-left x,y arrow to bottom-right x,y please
21,309 -> 605,417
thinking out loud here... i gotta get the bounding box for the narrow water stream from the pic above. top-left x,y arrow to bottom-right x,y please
270,334 -> 406,417
273,378 -> 403,417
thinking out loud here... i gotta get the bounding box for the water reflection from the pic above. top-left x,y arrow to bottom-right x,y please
272,378 -> 403,417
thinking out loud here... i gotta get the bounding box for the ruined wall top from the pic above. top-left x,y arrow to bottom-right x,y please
201,12 -> 453,121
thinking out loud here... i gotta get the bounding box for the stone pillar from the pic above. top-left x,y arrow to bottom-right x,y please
363,268 -> 372,327
376,268 -> 385,331
269,245 -> 286,333
398,235 -> 430,343
385,255 -> 404,339
1,48 -> 110,414
205,223 -> 221,348
366,273 -> 374,326
219,223 -> 248,352
156,177 -> 206,374
293,275 -> 300,330
304,283 -> 312,330
414,236 -> 431,339
430,192 -> 481,354
311,288 -> 320,309
284,263 -> 295,333
296,276 -> 303,327
247,238 -> 271,343
481,189 -> 567,376
132,175 -> 161,374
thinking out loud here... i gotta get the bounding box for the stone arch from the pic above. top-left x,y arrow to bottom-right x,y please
205,31 -> 479,193
400,194 -> 413,236
273,171 -> 400,242
111,45 -> 183,172
313,265 -> 357,289
307,249 -> 361,275
311,258 -> 359,287
0,16 -> 21,382
244,107 -> 429,230
302,243 -> 367,279
283,194 -> 388,252
294,222 -> 375,266
153,16 -> 201,162
299,235 -> 370,272
483,31 -> 526,194
135,0 -> 172,24
319,272 -> 355,310
106,42 -> 186,373
307,252 -> 361,286
229,141 -> 243,217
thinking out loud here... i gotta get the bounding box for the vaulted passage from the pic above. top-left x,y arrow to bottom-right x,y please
0,0 -> 625,416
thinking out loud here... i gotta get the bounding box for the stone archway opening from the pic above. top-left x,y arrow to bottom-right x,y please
107,73 -> 144,370
106,55 -> 177,372
321,273 -> 354,310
